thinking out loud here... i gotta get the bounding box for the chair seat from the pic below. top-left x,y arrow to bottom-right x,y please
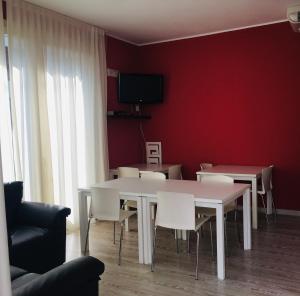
195,216 -> 210,231
126,200 -> 137,209
196,201 -> 236,217
119,209 -> 136,222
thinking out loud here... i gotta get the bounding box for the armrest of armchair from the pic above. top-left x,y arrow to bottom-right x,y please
12,256 -> 105,296
17,202 -> 71,229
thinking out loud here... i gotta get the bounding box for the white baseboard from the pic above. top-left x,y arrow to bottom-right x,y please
276,209 -> 300,216
237,206 -> 300,217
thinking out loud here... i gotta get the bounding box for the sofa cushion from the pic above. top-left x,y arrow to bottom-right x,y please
10,256 -> 104,296
10,266 -> 28,281
10,226 -> 50,272
11,273 -> 40,290
4,182 -> 23,230
11,226 -> 49,248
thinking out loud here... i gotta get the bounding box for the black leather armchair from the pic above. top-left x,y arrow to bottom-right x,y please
5,182 -> 71,273
11,256 -> 105,296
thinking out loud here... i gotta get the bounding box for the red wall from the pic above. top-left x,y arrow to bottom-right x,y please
107,23 -> 300,210
137,22 -> 300,210
106,36 -> 143,168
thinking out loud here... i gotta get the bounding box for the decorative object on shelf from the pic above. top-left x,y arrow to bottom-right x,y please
146,142 -> 162,164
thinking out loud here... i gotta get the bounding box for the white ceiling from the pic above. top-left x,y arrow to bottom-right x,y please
27,0 -> 300,45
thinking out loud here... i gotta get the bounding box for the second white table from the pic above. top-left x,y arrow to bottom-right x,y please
196,165 -> 269,229
110,163 -> 180,178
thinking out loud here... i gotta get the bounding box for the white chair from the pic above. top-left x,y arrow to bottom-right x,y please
198,176 -> 236,216
140,171 -> 166,220
140,171 -> 166,180
118,167 -> 139,209
151,191 -> 211,280
167,165 -> 184,239
197,175 -> 238,254
200,163 -> 213,171
200,174 -> 233,183
146,142 -> 162,164
257,165 -> 276,223
85,188 -> 136,265
168,165 -> 182,180
118,167 -> 139,178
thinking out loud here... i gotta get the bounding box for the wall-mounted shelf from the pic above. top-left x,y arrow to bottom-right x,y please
107,113 -> 151,120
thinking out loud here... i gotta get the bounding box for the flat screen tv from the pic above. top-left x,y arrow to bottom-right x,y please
118,73 -> 163,104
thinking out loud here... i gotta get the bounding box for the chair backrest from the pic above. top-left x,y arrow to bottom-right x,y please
168,165 -> 182,180
200,175 -> 235,209
90,188 -> 120,221
262,166 -> 273,193
200,175 -> 233,183
118,167 -> 139,178
140,171 -> 166,180
146,142 -> 162,164
156,191 -> 195,230
200,163 -> 213,171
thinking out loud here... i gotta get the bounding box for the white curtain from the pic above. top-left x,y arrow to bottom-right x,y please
0,3 -> 15,184
5,0 -> 109,226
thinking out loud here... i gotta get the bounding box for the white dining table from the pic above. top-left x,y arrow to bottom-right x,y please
78,177 -> 251,280
110,163 -> 180,178
196,165 -> 268,229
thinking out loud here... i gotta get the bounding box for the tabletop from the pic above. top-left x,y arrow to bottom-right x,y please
110,163 -> 179,173
196,165 -> 265,177
91,177 -> 250,204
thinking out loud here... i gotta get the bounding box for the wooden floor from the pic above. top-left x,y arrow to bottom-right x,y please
67,214 -> 300,296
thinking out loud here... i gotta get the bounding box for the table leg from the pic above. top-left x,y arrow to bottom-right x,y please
251,178 -> 258,229
136,198 -> 144,264
142,198 -> 153,264
216,204 -> 225,280
78,190 -> 89,253
243,188 -> 251,250
124,201 -> 129,232
267,191 -> 273,215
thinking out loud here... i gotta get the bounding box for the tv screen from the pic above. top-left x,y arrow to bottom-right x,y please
118,73 -> 163,104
